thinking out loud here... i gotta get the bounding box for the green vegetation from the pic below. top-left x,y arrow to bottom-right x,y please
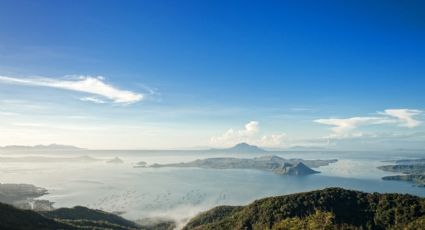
184,188 -> 425,230
0,201 -> 176,229
0,202 -> 72,230
41,206 -> 139,229
273,210 -> 335,230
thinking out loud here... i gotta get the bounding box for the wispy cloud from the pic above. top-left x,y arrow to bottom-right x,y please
80,96 -> 106,104
0,75 -> 143,104
315,108 -> 423,137
290,107 -> 316,112
210,121 -> 286,147
381,109 -> 422,128
314,117 -> 393,135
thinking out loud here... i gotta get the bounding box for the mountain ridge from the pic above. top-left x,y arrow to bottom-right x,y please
208,143 -> 266,153
0,144 -> 84,151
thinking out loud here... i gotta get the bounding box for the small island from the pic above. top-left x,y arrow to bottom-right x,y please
272,162 -> 319,175
146,155 -> 336,176
134,161 -> 148,168
378,158 -> 425,187
106,157 -> 124,164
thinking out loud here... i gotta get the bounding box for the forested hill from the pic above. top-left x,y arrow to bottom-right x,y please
0,202 -> 175,230
184,187 -> 425,230
0,202 -> 72,230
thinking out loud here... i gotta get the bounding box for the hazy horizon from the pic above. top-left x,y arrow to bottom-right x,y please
2,142 -> 425,152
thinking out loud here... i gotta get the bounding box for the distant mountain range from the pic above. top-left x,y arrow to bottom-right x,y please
0,144 -> 84,151
0,155 -> 100,163
207,143 -> 332,153
0,143 -> 335,152
285,145 -> 329,151
208,143 -> 266,153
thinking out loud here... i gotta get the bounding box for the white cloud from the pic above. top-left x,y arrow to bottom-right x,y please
315,108 -> 423,137
210,121 -> 259,146
0,75 -> 143,104
259,133 -> 287,147
290,107 -> 315,112
314,117 -> 393,135
210,121 -> 286,147
244,121 -> 259,135
80,97 -> 106,104
382,109 -> 422,128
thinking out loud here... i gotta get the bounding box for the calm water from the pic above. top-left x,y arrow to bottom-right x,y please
1,150 -> 425,227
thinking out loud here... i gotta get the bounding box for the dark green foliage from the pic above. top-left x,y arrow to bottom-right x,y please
0,202 -> 73,229
184,205 -> 243,229
0,202 -> 155,229
41,206 -> 139,229
273,210 -> 337,230
138,220 -> 176,230
60,219 -> 135,230
184,188 -> 425,230
404,215 -> 425,229
0,201 -> 179,229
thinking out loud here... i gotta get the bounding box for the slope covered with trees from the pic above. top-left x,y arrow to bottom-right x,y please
184,188 -> 425,230
0,202 -> 175,230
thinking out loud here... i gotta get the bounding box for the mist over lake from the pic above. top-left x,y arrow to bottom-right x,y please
2,149 -> 424,227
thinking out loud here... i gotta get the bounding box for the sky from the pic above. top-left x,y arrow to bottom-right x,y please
0,0 -> 424,150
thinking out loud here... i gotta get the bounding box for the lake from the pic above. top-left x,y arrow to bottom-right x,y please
1,150 -> 425,227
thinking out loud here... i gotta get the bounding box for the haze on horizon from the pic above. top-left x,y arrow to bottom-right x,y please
0,1 -> 424,150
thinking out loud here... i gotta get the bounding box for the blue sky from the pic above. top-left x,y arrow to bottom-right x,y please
0,0 -> 424,149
